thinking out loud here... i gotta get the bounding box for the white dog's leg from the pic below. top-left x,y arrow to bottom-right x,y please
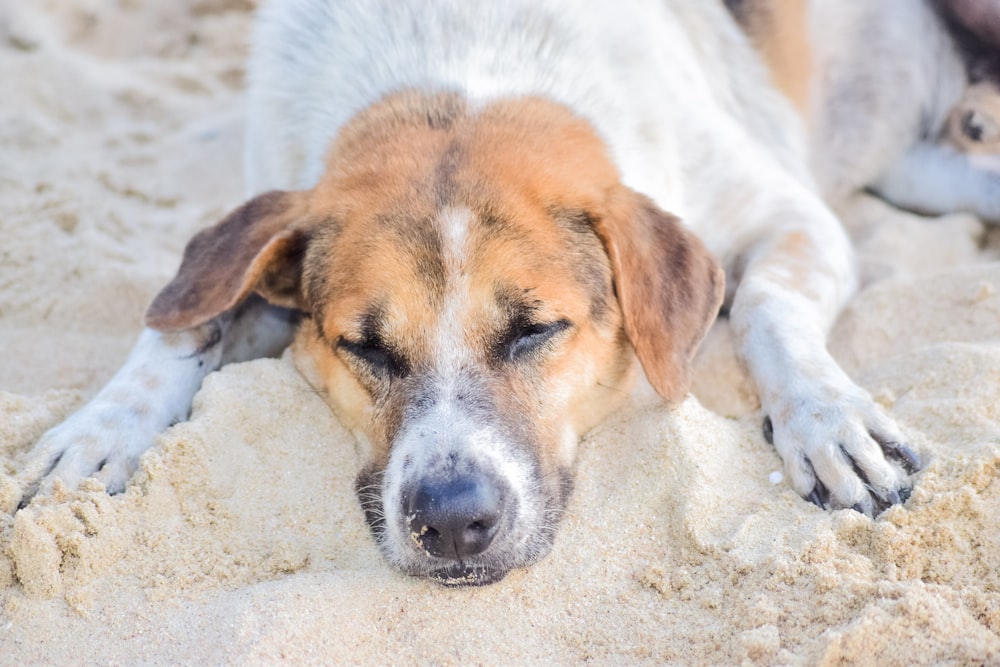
727,197 -> 921,516
18,296 -> 297,505
873,141 -> 1000,223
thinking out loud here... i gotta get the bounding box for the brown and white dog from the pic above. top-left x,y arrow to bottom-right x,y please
17,0 -> 998,585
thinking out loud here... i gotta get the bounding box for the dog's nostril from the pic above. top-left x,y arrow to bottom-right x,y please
406,477 -> 504,560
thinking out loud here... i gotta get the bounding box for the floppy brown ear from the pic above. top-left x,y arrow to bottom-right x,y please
146,190 -> 311,332
595,187 -> 725,403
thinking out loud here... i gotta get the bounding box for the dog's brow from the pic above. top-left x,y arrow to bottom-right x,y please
358,307 -> 385,342
473,205 -> 518,238
374,213 -> 448,299
494,284 -> 541,318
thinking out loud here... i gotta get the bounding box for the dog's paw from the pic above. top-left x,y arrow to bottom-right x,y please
17,397 -> 170,509
762,390 -> 921,517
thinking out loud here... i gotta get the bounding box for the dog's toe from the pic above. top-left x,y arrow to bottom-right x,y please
17,431 -> 102,508
15,401 -> 157,510
92,457 -> 139,496
805,477 -> 830,510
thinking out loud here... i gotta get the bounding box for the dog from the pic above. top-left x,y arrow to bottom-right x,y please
808,0 -> 1000,224
944,81 -> 1000,158
17,0 -> 995,585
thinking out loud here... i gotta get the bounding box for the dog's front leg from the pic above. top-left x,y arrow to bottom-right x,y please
16,296 -> 297,507
728,201 -> 921,516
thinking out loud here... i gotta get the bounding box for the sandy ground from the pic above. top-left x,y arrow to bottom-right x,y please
1,1 -> 999,664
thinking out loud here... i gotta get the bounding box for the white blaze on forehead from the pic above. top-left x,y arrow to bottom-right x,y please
441,206 -> 472,273
435,207 -> 477,380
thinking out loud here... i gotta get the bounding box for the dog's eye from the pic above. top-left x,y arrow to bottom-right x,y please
502,318 -> 572,362
337,337 -> 409,378
961,110 -> 985,142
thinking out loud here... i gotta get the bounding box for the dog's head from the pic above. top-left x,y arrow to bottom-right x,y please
944,81 -> 1000,154
147,92 -> 723,585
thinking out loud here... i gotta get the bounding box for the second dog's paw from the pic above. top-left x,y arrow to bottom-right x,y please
762,393 -> 921,517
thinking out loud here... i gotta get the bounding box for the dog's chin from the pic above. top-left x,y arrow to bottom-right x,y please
423,562 -> 510,587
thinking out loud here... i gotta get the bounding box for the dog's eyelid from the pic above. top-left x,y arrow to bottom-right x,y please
505,317 -> 573,362
336,335 -> 410,378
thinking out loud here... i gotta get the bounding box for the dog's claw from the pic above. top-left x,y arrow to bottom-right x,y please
762,416 -> 774,445
883,442 -> 921,475
868,482 -> 917,517
898,485 -> 913,504
806,482 -> 828,509
851,495 -> 875,518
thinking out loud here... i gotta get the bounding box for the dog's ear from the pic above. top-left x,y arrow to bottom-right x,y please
146,190 -> 312,331
595,187 -> 725,403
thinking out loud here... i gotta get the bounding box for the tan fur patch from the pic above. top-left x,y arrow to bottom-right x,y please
726,0 -> 812,114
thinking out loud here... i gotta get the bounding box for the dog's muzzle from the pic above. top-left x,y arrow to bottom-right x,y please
402,473 -> 511,586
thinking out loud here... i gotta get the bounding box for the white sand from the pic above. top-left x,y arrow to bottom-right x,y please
1,1 -> 999,663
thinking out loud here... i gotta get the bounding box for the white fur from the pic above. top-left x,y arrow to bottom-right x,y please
19,327 -> 214,497
22,0 -> 984,517
19,298 -> 295,501
382,395 -> 540,573
806,0 -> 970,206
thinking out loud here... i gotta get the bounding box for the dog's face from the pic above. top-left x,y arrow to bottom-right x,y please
146,93 -> 723,585
945,82 -> 1000,155
293,103 -> 637,584
297,193 -> 631,585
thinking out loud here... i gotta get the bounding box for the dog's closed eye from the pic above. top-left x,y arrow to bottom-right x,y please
960,108 -> 1000,145
337,336 -> 410,378
494,318 -> 572,363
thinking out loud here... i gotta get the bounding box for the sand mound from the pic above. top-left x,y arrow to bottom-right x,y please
1,0 -> 998,663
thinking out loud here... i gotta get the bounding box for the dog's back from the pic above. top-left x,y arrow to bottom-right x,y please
244,0 -> 809,220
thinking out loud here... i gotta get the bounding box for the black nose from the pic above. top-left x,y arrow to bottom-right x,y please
406,477 -> 504,559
